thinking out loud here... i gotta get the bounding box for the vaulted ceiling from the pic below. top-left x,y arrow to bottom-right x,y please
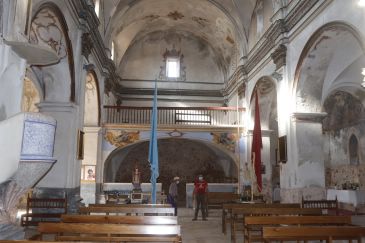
101,0 -> 262,104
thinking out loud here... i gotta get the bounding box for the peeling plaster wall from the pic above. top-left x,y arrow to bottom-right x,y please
119,31 -> 224,84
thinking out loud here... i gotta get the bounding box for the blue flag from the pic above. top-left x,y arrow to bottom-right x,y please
148,80 -> 159,204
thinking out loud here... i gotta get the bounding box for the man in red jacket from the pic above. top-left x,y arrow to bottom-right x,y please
192,174 -> 208,221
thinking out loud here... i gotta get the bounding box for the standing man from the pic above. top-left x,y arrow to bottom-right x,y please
192,174 -> 208,221
168,176 -> 179,216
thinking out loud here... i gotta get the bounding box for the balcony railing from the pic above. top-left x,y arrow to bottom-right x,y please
104,106 -> 245,127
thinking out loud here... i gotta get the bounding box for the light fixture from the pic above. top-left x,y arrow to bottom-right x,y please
361,68 -> 365,88
358,0 -> 365,7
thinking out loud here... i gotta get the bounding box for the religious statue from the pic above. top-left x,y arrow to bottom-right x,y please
132,165 -> 142,192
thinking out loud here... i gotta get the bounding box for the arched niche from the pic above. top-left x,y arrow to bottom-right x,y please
30,3 -> 75,102
21,77 -> 40,112
103,138 -> 238,203
84,71 -> 101,126
294,22 -> 365,113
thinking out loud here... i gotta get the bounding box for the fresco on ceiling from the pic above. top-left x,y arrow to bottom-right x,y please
105,130 -> 140,148
211,132 -> 237,152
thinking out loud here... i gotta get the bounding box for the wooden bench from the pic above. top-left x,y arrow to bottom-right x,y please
230,207 -> 323,243
207,192 -> 240,210
88,203 -> 171,207
20,196 -> 67,226
222,203 -> 300,234
244,215 -> 352,243
302,197 -> 339,215
79,205 -> 175,215
37,222 -> 182,242
61,214 -> 178,224
263,226 -> 365,243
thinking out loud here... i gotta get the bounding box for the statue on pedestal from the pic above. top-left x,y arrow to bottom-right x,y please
132,165 -> 141,192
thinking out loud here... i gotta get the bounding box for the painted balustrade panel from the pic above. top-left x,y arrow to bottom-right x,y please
104,106 -> 245,127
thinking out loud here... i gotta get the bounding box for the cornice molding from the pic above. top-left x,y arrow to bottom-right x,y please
67,0 -> 121,95
226,0 -> 322,96
291,112 -> 327,123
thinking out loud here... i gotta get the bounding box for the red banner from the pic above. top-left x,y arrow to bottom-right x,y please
251,90 -> 262,192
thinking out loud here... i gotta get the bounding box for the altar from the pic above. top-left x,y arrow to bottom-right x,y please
327,189 -> 365,207
103,183 -> 163,204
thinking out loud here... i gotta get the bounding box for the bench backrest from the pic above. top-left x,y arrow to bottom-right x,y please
223,203 -> 300,210
263,226 -> 365,239
88,203 -> 170,208
38,222 -> 181,235
27,196 -> 67,213
207,192 -> 240,202
302,198 -> 338,209
244,215 -> 352,226
61,215 -> 178,224
232,207 -> 322,216
79,206 -> 175,215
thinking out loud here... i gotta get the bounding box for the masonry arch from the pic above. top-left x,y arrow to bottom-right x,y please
30,2 -> 75,102
103,137 -> 238,204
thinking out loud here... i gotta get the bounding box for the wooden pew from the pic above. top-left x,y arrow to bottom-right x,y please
263,226 -> 365,243
222,203 -> 300,234
230,207 -> 322,243
302,197 -> 339,215
37,222 -> 182,242
244,215 -> 352,243
79,205 -> 175,215
88,203 -> 170,207
20,196 -> 67,226
61,214 -> 178,224
207,192 -> 240,210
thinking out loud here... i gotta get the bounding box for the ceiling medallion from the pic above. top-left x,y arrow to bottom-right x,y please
167,11 -> 184,21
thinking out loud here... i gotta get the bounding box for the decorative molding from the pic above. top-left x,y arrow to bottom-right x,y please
237,82 -> 247,99
291,112 -> 327,123
271,71 -> 283,82
226,0 -> 322,96
81,33 -> 93,60
271,44 -> 287,70
223,65 -> 246,96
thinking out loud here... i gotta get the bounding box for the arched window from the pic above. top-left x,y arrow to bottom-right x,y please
158,45 -> 186,81
349,134 -> 359,165
94,0 -> 100,17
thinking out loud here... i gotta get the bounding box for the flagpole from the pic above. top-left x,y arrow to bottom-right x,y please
148,79 -> 159,204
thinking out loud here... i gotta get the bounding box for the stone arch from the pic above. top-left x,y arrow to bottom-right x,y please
293,21 -> 365,113
84,70 -> 101,126
30,2 -> 75,102
103,137 -> 238,202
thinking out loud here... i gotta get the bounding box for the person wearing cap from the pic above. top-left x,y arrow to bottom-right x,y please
192,174 -> 208,221
168,176 -> 180,216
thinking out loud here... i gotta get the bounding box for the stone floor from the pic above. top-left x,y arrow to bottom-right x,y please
178,208 -> 242,243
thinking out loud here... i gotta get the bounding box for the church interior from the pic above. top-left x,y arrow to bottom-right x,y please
1,0 -> 365,241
